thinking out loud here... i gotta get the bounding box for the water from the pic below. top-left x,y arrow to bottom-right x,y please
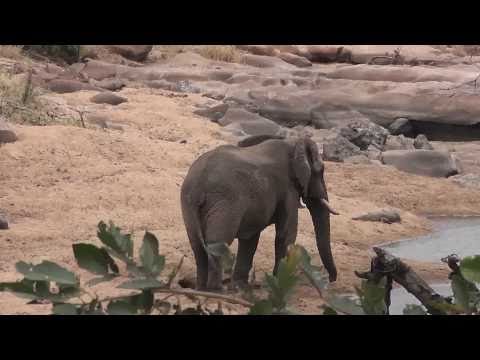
381,216 -> 480,262
379,216 -> 480,315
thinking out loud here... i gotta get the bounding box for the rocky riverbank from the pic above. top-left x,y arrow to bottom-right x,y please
1,45 -> 480,314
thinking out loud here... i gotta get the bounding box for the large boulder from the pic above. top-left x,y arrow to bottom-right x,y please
218,107 -> 264,126
90,92 -> 128,105
304,46 -> 351,63
327,64 -> 476,83
193,103 -> 229,122
0,116 -> 18,144
240,54 -> 293,69
322,135 -> 363,162
337,119 -> 389,150
277,52 -> 312,68
236,45 -> 278,57
48,79 -> 102,93
223,117 -> 282,138
80,60 -> 119,81
413,134 -> 434,150
249,86 -> 312,127
388,118 -> 413,136
89,78 -> 126,91
383,135 -> 415,151
107,45 -> 153,62
311,106 -> 371,129
381,150 -> 459,178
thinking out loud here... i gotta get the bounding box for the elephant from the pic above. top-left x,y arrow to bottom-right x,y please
180,134 -> 339,291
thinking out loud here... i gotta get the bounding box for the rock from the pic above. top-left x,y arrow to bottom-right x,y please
381,150 -> 459,178
450,173 -> 480,189
146,80 -> 177,91
218,107 -> 264,126
236,45 -> 278,57
344,155 -> 371,164
240,54 -> 292,69
90,92 -> 128,105
366,145 -> 382,160
322,135 -> 363,162
352,209 -> 401,224
0,116 -> 18,144
277,52 -> 312,67
107,45 -> 153,62
81,60 -> 118,81
249,86 -> 313,127
0,214 -> 8,229
413,134 -> 434,150
383,135 -> 415,151
311,107 -> 371,129
90,78 -> 126,91
389,118 -> 413,136
193,104 -> 229,122
48,79 -> 102,93
305,46 -> 344,63
327,63 -> 475,83
223,117 -> 281,138
337,119 -> 389,150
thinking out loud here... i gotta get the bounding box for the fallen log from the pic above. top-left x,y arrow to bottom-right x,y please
355,247 -> 457,315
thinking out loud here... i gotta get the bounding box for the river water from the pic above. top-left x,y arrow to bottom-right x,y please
379,216 -> 480,315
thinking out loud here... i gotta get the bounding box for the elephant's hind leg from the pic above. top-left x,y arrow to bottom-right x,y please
204,206 -> 242,291
191,242 -> 208,290
232,232 -> 260,287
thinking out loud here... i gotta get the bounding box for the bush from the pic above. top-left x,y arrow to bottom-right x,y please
198,46 -> 241,63
0,46 -> 24,60
22,45 -> 81,64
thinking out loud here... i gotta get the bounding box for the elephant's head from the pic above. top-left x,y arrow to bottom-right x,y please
293,138 -> 338,282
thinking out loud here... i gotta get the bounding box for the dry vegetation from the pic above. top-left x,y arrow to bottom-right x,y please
0,46 -> 24,60
0,69 -> 78,126
197,45 -> 241,63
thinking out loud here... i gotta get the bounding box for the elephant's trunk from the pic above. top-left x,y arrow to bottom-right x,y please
307,199 -> 337,282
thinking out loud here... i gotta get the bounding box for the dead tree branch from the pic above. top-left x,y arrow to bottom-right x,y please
356,247 -> 455,315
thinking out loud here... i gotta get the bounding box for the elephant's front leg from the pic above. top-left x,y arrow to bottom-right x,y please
232,232 -> 261,288
273,207 -> 299,275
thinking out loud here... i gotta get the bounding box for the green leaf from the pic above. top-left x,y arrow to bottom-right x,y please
298,246 -> 329,291
248,299 -> 274,315
53,303 -> 80,315
85,274 -> 118,287
0,279 -> 38,300
322,306 -> 338,315
357,279 -> 388,315
118,279 -> 165,290
324,293 -> 365,315
73,244 -> 113,275
15,261 -> 78,286
129,291 -> 154,313
97,221 -> 133,259
34,281 -> 51,298
107,300 -> 138,315
402,304 -> 427,315
460,256 -> 480,283
451,273 -> 480,312
139,232 -> 165,276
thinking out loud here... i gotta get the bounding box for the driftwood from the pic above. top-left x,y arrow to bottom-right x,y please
355,247 -> 455,315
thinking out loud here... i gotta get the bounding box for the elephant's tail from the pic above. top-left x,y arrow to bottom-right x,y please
180,191 -> 212,267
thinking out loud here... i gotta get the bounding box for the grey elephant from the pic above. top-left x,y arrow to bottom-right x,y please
180,134 -> 339,291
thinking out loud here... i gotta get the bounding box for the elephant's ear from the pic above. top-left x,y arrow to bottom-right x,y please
293,139 -> 311,198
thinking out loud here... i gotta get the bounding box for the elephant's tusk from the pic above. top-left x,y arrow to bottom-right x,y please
299,198 -> 306,208
321,198 -> 340,215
